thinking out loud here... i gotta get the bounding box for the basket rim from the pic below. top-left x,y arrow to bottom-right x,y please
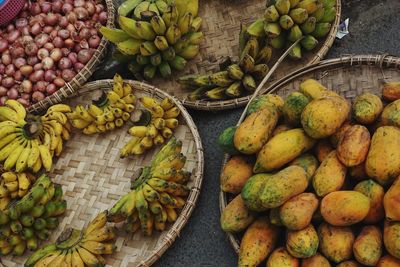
219,53 -> 400,253
26,0 -> 115,114
180,0 -> 342,111
72,79 -> 205,267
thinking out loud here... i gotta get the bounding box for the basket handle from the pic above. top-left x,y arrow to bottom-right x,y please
238,38 -> 303,123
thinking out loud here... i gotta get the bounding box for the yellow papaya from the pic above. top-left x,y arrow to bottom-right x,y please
220,195 -> 255,233
220,156 -> 253,194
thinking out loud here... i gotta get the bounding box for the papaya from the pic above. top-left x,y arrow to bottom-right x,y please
259,166 -> 308,209
301,253 -> 331,267
383,176 -> 400,221
218,126 -> 240,155
279,193 -> 318,230
384,220 -> 400,259
272,124 -> 293,136
289,154 -> 319,181
283,92 -> 310,126
314,139 -> 334,162
318,223 -> 354,263
354,179 -> 385,223
299,79 -> 328,100
266,247 -> 300,267
254,129 -> 316,173
220,195 -> 255,233
336,125 -> 371,167
301,96 -> 350,139
349,163 -> 368,181
286,224 -> 319,258
220,156 -> 253,194
238,217 -> 279,267
365,126 -> 400,185
234,107 -> 279,155
312,150 -> 347,197
377,255 -> 400,267
336,261 -> 362,267
352,93 -> 383,125
241,174 -> 271,212
320,191 -> 370,226
381,99 -> 400,127
246,94 -> 284,115
382,82 -> 400,102
353,225 -> 382,266
330,121 -> 352,147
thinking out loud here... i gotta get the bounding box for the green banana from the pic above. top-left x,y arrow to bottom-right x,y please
191,17 -> 202,32
246,19 -> 266,37
188,31 -> 204,45
290,8 -> 309,24
205,87 -> 227,100
312,22 -> 331,38
99,27 -> 131,44
118,0 -> 144,16
225,82 -> 243,98
301,16 -> 317,34
169,55 -> 187,70
321,0 -> 336,8
289,0 -> 300,8
275,0 -> 291,15
119,16 -> 142,39
150,15 -> 167,35
251,64 -> 270,80
144,65 -> 157,80
227,64 -> 244,80
136,54 -> 150,65
150,53 -> 163,66
288,25 -> 303,42
187,87 -> 209,100
178,74 -> 211,87
179,44 -> 200,60
256,45 -> 273,64
165,24 -> 182,45
242,75 -> 257,92
155,0 -> 169,13
24,244 -> 57,267
140,41 -> 158,56
133,1 -> 150,20
264,22 -> 281,38
178,12 -> 193,35
320,6 -> 336,23
264,5 -> 280,22
279,14 -> 294,30
159,61 -> 172,78
135,21 -> 157,40
301,35 -> 319,50
288,43 -> 302,60
209,71 -> 234,87
297,0 -> 319,14
154,36 -> 169,51
241,37 -> 259,60
239,54 -> 255,73
117,38 -> 142,55
311,6 -> 325,22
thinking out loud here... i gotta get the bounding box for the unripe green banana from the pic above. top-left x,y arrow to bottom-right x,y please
99,27 -> 130,44
159,61 -> 172,78
321,0 -> 335,8
300,16 -> 317,34
264,22 -> 281,38
128,62 -> 144,74
148,3 -> 160,15
288,43 -> 302,60
140,41 -> 158,56
177,74 -> 210,87
311,6 -> 325,22
173,37 -> 190,54
179,44 -> 200,60
227,64 -> 244,80
312,22 -> 331,38
162,47 -> 176,61
135,21 -> 157,40
290,8 -> 309,24
252,64 -> 270,80
144,65 -> 157,80
162,5 -> 179,27
20,214 -> 34,227
134,1 -> 150,20
191,17 -> 202,32
239,54 -> 255,73
178,12 -> 193,35
264,5 -> 280,22
118,0 -> 144,17
225,82 -> 243,98
169,55 -> 187,71
279,15 -> 294,30
209,71 -> 234,87
165,24 -> 182,45
205,87 -> 226,100
119,16 -> 142,39
188,31 -> 204,45
187,87 -> 209,100
151,53 -> 163,66
155,0 -> 169,13
288,25 -> 303,42
275,0 -> 291,15
242,75 -> 257,92
241,37 -> 259,60
137,54 -> 151,65
246,19 -> 266,37
289,0 -> 300,8
154,36 -> 169,51
117,38 -> 142,55
320,7 -> 336,23
297,0 -> 319,14
256,45 -> 273,64
150,15 -> 167,35
301,35 -> 319,50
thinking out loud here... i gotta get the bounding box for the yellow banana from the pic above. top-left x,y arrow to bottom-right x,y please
0,124 -> 19,140
161,127 -> 173,139
154,134 -> 165,145
120,137 -> 140,158
27,139 -> 40,169
166,207 -> 178,222
83,226 -> 115,242
76,246 -> 100,266
76,105 -> 95,122
165,118 -> 178,129
32,155 -> 42,173
83,124 -> 98,135
80,240 -> 109,255
123,83 -> 133,96
4,180 -> 18,192
113,81 -> 125,98
0,132 -> 19,150
33,251 -> 62,267
48,104 -> 71,113
164,107 -> 180,118
0,106 -> 24,123
44,124 -> 60,152
87,104 -> 104,117
1,172 -> 17,182
142,184 -> 160,202
129,126 -> 148,137
38,144 -> 52,171
146,124 -> 158,138
3,139 -> 27,170
71,248 -> 85,267
70,118 -> 91,129
139,96 -> 159,109
84,211 -> 108,236
5,99 -> 26,121
16,141 -> 31,172
178,12 -> 193,35
55,138 -> 63,157
153,118 -> 165,130
42,111 -> 68,125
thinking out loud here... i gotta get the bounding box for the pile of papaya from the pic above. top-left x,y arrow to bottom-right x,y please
218,79 -> 400,266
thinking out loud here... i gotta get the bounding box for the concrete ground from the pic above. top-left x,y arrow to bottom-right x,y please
95,0 -> 400,266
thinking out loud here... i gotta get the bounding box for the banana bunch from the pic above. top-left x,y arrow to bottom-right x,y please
0,171 -> 37,210
68,74 -> 136,135
0,100 -> 71,173
178,35 -> 272,100
25,211 -> 115,267
261,0 -> 336,59
110,138 -> 190,235
99,0 -> 203,80
0,175 -> 66,257
120,96 -> 180,157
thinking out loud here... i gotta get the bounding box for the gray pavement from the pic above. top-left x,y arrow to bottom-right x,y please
94,0 -> 400,266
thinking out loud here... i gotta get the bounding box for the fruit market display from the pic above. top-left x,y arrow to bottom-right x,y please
219,79 -> 400,266
100,0 -> 202,80
120,95 -> 180,157
178,0 -> 337,101
0,0 -> 108,107
0,101 -> 71,173
109,138 -> 190,235
25,211 -> 115,266
68,74 -> 136,134
0,174 -> 66,256
0,171 -> 37,210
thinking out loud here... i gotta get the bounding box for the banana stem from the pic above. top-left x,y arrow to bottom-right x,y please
131,166 -> 151,190
238,38 -> 304,124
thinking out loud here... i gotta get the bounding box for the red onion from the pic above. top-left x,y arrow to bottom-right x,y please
43,26 -> 53,34
13,71 -> 23,81
20,65 -> 34,76
44,69 -> 56,81
46,83 -> 57,94
74,62 -> 84,72
79,28 -> 90,40
44,43 -> 54,51
66,24 -> 76,34
67,12 -> 78,24
10,47 -> 25,58
41,2 -> 52,13
21,26 -> 30,36
61,69 -> 75,82
31,3 -> 42,15
62,3 -> 74,14
27,56 -> 39,66
21,80 -> 33,93
1,54 -> 12,65
17,98 -> 29,107
5,65 -> 16,76
21,93 -> 31,100
29,70 -> 44,82
99,12 -> 107,25
14,58 -> 27,69
15,18 -> 28,28
30,23 -> 42,36
32,91 -> 45,102
74,0 -> 85,7
92,13 -> 99,22
50,29 -> 58,39
89,28 -> 97,36
0,87 -> 7,96
86,2 -> 96,15
54,77 -> 65,87
53,37 -> 63,48
7,31 -> 20,43
45,13 -> 59,26
34,63 -> 43,71
61,48 -> 69,56
42,57 -> 54,70
58,29 -> 70,39
74,7 -> 89,20
25,43 -> 39,56
77,49 -> 91,64
19,11 -> 29,18
0,96 -> 8,106
58,57 -> 72,69
68,52 -> 77,64
52,0 -> 63,12
63,39 -> 73,49
7,24 -> 15,32
0,40 -> 8,53
35,33 -> 50,48
50,48 -> 62,61
21,35 -> 33,45
95,4 -> 104,13
0,64 -> 5,75
34,81 -> 47,92
7,88 -> 18,99
2,77 -> 15,88
37,48 -> 49,60
59,17 -> 69,28
88,35 -> 101,48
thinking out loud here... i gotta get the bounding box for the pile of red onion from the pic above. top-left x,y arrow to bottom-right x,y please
0,0 -> 107,106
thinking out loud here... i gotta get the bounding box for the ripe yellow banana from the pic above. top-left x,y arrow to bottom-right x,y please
3,139 -> 27,171
48,104 -> 72,113
38,144 -> 52,172
5,99 -> 26,121
27,139 -> 40,169
76,246 -> 100,266
84,211 -> 108,236
71,248 -> 85,267
16,141 -> 32,172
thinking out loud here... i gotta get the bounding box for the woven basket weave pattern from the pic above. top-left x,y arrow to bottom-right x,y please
2,80 -> 204,267
219,54 -> 400,253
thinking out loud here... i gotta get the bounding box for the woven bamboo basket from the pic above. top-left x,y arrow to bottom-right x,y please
2,80 -> 204,267
219,54 -> 400,253
26,0 -> 115,114
149,0 -> 341,111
